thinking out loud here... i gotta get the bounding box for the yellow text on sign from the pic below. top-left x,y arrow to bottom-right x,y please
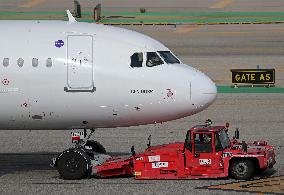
235,73 -> 271,82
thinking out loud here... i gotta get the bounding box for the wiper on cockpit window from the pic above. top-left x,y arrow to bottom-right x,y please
158,51 -> 180,64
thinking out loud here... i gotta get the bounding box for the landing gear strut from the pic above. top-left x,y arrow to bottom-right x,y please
71,128 -> 106,154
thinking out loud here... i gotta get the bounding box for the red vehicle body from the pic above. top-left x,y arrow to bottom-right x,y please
91,124 -> 276,180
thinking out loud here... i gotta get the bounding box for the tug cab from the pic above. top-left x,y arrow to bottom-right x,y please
184,125 -> 230,176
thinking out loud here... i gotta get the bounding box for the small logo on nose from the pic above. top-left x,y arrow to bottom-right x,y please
164,89 -> 174,100
166,89 -> 174,97
2,78 -> 10,86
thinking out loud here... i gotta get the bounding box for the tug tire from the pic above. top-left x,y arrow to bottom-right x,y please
230,159 -> 255,180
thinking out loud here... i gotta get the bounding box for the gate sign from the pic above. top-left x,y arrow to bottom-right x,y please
231,69 -> 275,84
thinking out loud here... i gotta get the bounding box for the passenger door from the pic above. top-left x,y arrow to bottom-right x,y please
65,35 -> 95,92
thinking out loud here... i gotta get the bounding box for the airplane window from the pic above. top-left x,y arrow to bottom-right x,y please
146,52 -> 163,67
46,58 -> 52,67
3,58 -> 9,67
32,58 -> 39,67
130,53 -> 143,68
17,58 -> 24,67
158,51 -> 180,64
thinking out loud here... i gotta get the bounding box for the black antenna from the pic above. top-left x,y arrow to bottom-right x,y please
131,145 -> 136,156
234,128 -> 240,139
147,135 -> 152,148
242,141 -> 248,153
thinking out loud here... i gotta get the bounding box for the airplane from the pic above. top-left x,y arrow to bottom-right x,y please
0,11 -> 217,153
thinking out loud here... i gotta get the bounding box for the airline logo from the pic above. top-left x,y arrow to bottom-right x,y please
55,40 -> 64,48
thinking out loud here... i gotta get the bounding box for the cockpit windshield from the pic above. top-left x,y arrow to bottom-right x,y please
158,51 -> 180,64
146,52 -> 163,67
130,51 -> 180,68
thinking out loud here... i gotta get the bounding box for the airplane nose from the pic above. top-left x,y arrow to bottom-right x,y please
191,71 -> 217,108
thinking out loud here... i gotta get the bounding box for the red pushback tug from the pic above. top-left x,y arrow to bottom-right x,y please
52,121 -> 276,180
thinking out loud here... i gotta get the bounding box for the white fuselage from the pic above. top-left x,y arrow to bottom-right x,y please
0,20 -> 216,130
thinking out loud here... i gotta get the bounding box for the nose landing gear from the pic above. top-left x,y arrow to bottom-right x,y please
51,128 -> 107,179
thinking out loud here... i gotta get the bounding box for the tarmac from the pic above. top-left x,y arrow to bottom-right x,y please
0,0 -> 284,194
2,0 -> 284,12
2,11 -> 284,24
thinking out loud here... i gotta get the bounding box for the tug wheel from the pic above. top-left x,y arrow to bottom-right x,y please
85,140 -> 106,154
57,148 -> 91,180
230,159 -> 255,180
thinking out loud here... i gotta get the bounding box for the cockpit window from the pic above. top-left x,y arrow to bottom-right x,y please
146,52 -> 163,67
158,51 -> 180,64
130,52 -> 143,68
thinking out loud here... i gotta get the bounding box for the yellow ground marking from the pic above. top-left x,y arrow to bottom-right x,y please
18,0 -> 47,8
213,78 -> 231,83
276,67 -> 284,71
191,31 -> 252,36
198,66 -> 284,70
271,30 -> 284,33
174,25 -> 201,34
205,176 -> 284,194
210,0 -> 235,9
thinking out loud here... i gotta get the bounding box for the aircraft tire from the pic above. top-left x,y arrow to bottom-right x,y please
230,159 -> 255,180
85,140 -> 106,154
57,148 -> 91,180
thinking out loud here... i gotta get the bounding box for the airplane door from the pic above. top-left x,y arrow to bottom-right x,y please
65,35 -> 95,92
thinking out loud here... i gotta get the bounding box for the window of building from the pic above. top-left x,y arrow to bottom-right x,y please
3,58 -> 9,67
17,58 -> 24,67
130,53 -> 143,68
46,58 -> 52,67
32,58 -> 39,67
146,52 -> 163,67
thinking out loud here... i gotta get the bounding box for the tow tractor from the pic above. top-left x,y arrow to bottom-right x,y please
51,120 -> 276,180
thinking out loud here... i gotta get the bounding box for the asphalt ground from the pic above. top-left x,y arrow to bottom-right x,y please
2,11 -> 284,24
0,22 -> 283,194
1,1 -> 284,25
1,0 -> 284,12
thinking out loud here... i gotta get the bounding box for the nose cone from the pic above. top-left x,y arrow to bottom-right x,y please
191,71 -> 217,109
